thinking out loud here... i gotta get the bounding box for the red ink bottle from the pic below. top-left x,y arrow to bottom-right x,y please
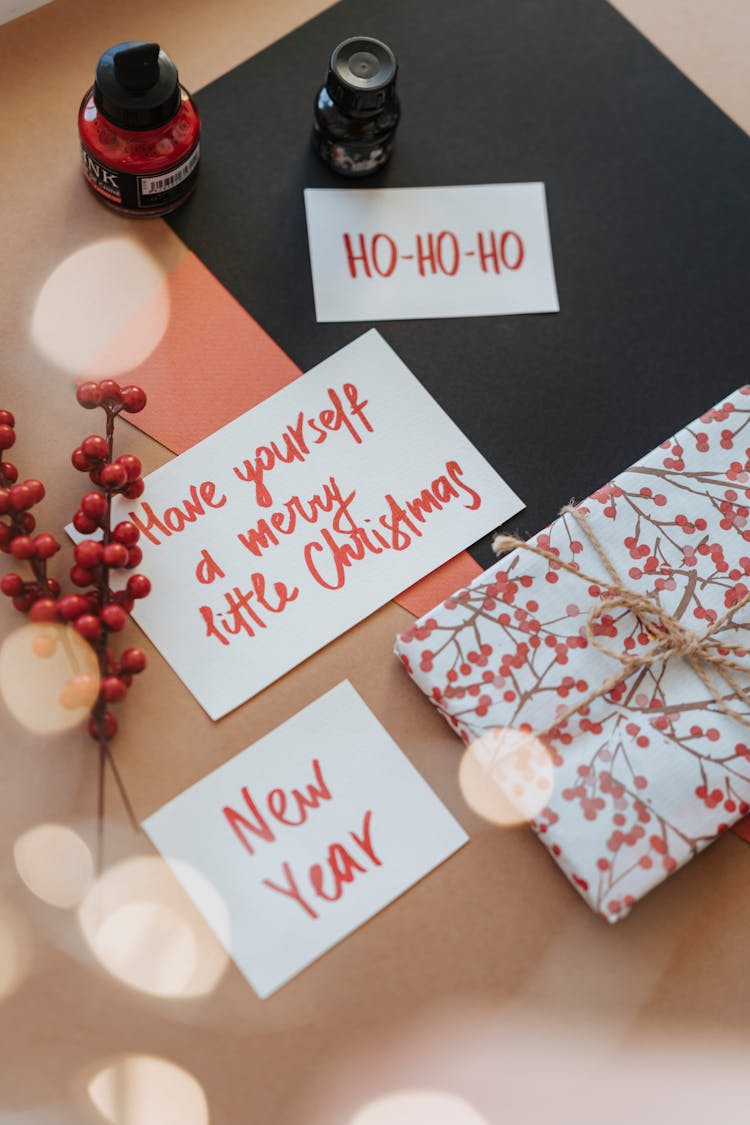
78,41 -> 201,216
313,37 -> 400,177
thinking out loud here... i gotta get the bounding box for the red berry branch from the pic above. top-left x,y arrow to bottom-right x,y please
0,380 -> 151,856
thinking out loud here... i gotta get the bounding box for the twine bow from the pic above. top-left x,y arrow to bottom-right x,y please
492,505 -> 750,732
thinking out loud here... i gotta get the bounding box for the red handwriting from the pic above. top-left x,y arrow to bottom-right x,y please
235,461 -> 479,569
199,570 -> 299,645
344,232 -> 398,277
233,384 -> 373,508
303,459 -> 481,592
223,758 -> 332,855
262,810 -> 380,920
236,475 -> 354,560
479,230 -> 524,273
195,547 -> 226,584
200,460 -> 481,647
343,229 -> 525,279
128,481 -> 227,547
222,760 -> 382,922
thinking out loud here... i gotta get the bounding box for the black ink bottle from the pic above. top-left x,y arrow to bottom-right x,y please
312,37 -> 400,177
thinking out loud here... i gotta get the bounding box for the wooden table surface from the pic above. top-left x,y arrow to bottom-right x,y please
1,2 -> 749,1122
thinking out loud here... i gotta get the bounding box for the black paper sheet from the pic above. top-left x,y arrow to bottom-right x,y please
169,0 -> 750,569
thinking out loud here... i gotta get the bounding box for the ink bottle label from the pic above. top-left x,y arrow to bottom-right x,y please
80,146 -> 125,205
137,142 -> 200,204
80,140 -> 200,212
314,132 -> 395,177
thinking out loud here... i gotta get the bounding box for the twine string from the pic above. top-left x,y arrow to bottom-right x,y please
492,505 -> 750,733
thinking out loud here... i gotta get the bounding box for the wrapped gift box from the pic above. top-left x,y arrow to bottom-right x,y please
395,386 -> 750,921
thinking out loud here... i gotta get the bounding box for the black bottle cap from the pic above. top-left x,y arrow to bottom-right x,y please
94,42 -> 181,130
325,37 -> 398,115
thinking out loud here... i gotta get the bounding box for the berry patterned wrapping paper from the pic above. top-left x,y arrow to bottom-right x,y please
395,387 -> 750,921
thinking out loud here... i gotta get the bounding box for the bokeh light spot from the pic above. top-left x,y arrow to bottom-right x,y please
31,238 -> 169,376
351,1090 -> 489,1125
459,727 -> 555,825
91,901 -> 198,997
14,824 -> 94,909
87,1055 -> 208,1125
0,623 -> 100,734
0,900 -> 33,1002
78,856 -> 229,998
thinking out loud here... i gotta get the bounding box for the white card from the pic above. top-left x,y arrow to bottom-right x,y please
143,681 -> 468,997
97,330 -> 522,719
304,183 -> 560,322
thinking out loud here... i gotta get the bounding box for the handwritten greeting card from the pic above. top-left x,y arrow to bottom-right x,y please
100,330 -> 522,719
304,183 -> 559,322
143,681 -> 468,997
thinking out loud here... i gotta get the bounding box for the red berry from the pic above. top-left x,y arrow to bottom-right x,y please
69,564 -> 94,587
119,385 -> 147,413
71,447 -> 91,471
102,712 -> 119,738
0,425 -> 16,451
81,492 -> 107,520
74,614 -> 101,639
100,462 -> 128,489
98,380 -> 121,405
101,675 -> 128,702
58,594 -> 89,620
0,573 -> 23,596
113,521 -> 139,546
101,604 -> 127,631
12,593 -> 34,611
10,535 -> 35,559
82,435 -> 109,461
74,540 -> 103,568
126,545 -> 143,568
102,542 -> 128,568
76,381 -> 102,409
20,513 -> 36,533
116,593 -> 135,614
1,462 -> 18,482
123,479 -> 145,500
24,479 -> 45,503
117,454 -> 142,481
88,711 -> 118,741
0,410 -> 15,427
88,468 -> 103,486
120,647 -> 146,674
29,598 -> 59,623
73,510 -> 98,535
0,524 -> 12,550
34,533 -> 60,559
9,484 -> 34,511
127,573 -> 151,599
46,578 -> 61,596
